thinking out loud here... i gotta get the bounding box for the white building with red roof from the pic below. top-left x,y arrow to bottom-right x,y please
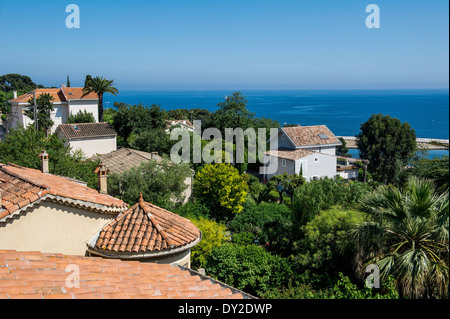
263,125 -> 342,181
7,85 -> 99,133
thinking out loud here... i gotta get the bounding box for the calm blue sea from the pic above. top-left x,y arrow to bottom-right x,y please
104,89 -> 449,157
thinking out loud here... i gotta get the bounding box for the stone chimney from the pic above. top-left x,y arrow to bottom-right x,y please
94,162 -> 109,195
151,152 -> 159,159
39,150 -> 49,174
13,91 -> 17,99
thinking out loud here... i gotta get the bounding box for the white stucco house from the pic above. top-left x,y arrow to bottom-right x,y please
55,122 -> 117,159
263,125 -> 342,181
7,86 -> 99,133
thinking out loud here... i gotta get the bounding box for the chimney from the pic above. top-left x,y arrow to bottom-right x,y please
13,91 -> 17,99
151,152 -> 159,159
39,150 -> 49,174
94,162 -> 109,195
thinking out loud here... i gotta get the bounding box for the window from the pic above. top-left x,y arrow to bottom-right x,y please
282,159 -> 286,167
314,157 -> 319,163
312,175 -> 320,180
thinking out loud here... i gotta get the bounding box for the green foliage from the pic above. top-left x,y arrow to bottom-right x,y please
205,244 -> 294,297
229,201 -> 293,255
107,157 -> 192,209
247,176 -> 276,204
0,126 -> 99,188
211,92 -> 255,134
25,93 -> 54,133
130,128 -> 176,156
270,172 -> 305,204
232,231 -> 255,245
112,102 -> 166,145
349,177 -> 449,299
194,163 -> 249,219
291,177 -> 372,228
82,75 -> 119,122
293,207 -> 365,287
261,273 -> 399,299
188,217 -> 230,269
402,153 -> 449,193
102,107 -> 117,125
67,110 -> 95,124
173,201 -> 212,220
0,73 -> 39,92
357,113 -> 417,184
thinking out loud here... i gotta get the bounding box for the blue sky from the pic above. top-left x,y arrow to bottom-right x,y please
0,0 -> 448,90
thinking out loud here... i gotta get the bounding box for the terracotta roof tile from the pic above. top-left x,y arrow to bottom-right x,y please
265,148 -> 316,160
0,162 -> 127,220
0,249 -> 248,299
92,195 -> 201,256
281,125 -> 341,147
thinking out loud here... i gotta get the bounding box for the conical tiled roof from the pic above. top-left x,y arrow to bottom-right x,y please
92,194 -> 201,255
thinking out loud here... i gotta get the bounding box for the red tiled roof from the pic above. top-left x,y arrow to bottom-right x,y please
0,163 -> 127,220
0,249 -> 247,299
92,195 -> 201,255
9,87 -> 98,104
281,125 -> 341,147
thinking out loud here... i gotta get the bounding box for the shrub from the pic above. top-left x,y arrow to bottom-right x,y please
205,244 -> 293,297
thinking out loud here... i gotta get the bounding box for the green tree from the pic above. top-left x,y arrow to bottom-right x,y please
212,92 -> 255,133
270,172 -> 305,204
82,75 -> 119,122
0,73 -> 39,92
107,157 -> 192,209
67,110 -> 96,124
293,207 -> 365,288
229,201 -> 294,255
188,217 -> 230,269
402,153 -> 449,193
349,177 -> 449,298
24,93 -> 54,134
0,126 -> 99,188
193,163 -> 249,219
112,102 -> 166,145
205,244 -> 293,297
356,114 -> 417,184
130,129 -> 176,156
291,177 -> 372,229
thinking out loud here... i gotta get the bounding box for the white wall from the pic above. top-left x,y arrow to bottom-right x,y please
67,136 -> 117,158
68,100 -> 99,122
296,153 -> 337,181
306,146 -> 336,156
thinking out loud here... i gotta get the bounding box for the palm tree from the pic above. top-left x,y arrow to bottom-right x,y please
82,76 -> 118,122
349,177 -> 449,298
